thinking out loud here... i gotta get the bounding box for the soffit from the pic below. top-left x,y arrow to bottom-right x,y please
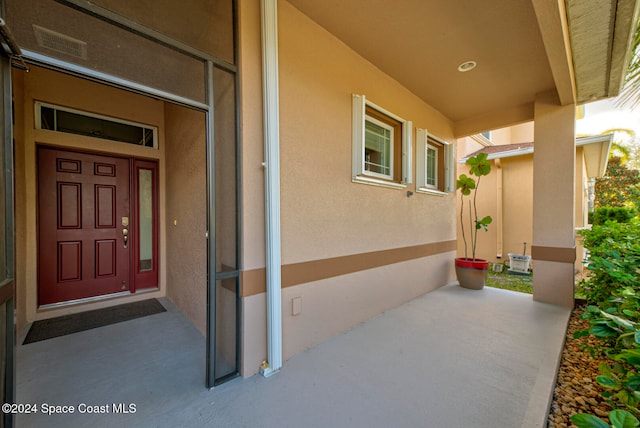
566,0 -> 639,104
287,0 -> 638,135
577,134 -> 614,177
287,0 -> 554,126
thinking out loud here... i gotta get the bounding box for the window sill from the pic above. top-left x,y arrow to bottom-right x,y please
352,175 -> 407,190
416,187 -> 448,197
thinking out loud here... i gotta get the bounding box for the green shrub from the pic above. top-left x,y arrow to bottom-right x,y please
576,289 -> 640,416
579,222 -> 640,303
592,207 -> 638,225
573,221 -> 640,423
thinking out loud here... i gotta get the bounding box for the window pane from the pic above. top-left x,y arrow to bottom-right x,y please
139,169 -> 153,272
364,119 -> 392,176
44,108 -> 155,147
427,146 -> 437,186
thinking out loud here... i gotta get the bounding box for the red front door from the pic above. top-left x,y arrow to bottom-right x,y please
38,147 -> 131,305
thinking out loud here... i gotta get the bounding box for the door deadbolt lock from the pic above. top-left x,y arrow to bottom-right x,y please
122,216 -> 129,227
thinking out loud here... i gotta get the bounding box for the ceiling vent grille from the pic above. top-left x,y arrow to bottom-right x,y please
33,25 -> 87,60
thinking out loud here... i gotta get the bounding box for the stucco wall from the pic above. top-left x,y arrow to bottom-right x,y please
14,66 -> 166,334
164,104 -> 207,334
13,70 -> 26,332
502,156 -> 534,259
238,0 -> 268,375
278,1 -> 456,262
238,0 -> 458,376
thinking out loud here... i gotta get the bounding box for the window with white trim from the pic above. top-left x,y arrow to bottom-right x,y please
416,128 -> 454,194
352,94 -> 412,189
426,144 -> 438,187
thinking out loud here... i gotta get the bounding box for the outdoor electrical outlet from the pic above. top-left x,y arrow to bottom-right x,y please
292,297 -> 301,316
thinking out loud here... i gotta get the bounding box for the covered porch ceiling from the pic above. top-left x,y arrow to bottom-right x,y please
287,0 -> 640,137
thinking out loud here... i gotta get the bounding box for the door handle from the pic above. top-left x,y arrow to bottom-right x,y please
123,228 -> 128,249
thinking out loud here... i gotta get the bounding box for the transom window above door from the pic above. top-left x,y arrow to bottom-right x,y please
35,102 -> 158,149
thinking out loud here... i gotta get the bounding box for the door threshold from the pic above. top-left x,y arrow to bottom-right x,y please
39,291 -> 132,310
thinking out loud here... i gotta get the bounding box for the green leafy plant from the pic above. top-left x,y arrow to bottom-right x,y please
578,222 -> 640,303
576,289 -> 640,415
571,409 -> 639,428
456,153 -> 492,260
573,219 -> 640,422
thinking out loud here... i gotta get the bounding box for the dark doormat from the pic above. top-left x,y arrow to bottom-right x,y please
23,299 -> 166,345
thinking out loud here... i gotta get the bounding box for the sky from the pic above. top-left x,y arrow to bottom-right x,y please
576,97 -> 640,168
576,98 -> 640,137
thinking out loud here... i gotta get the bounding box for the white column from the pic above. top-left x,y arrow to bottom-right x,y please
260,0 -> 283,377
532,90 -> 576,307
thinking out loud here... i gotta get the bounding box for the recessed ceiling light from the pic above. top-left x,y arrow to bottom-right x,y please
457,61 -> 477,72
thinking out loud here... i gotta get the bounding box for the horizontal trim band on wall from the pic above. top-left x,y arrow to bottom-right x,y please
240,240 -> 456,297
531,245 -> 576,263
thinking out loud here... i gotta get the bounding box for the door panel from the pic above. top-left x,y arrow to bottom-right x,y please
38,148 -> 130,305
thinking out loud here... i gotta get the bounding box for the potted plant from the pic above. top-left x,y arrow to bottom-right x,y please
456,152 -> 492,289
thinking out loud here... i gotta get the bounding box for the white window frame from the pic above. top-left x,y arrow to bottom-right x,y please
352,94 -> 412,189
416,128 -> 454,196
364,115 -> 395,180
425,143 -> 438,188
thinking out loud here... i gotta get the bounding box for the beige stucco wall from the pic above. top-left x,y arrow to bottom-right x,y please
278,0 -> 456,261
485,122 -> 534,146
510,123 -> 535,144
13,70 -> 26,332
13,66 -> 167,335
502,156 -> 534,260
237,0 -> 267,375
164,104 -> 207,334
238,0 -> 458,376
238,0 -> 266,273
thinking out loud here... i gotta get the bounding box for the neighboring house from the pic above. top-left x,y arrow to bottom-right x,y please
0,0 -> 636,404
457,127 -> 613,275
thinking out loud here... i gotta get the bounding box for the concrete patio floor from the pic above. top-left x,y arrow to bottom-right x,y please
16,283 -> 571,428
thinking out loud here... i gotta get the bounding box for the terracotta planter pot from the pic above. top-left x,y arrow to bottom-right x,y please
455,258 -> 489,290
